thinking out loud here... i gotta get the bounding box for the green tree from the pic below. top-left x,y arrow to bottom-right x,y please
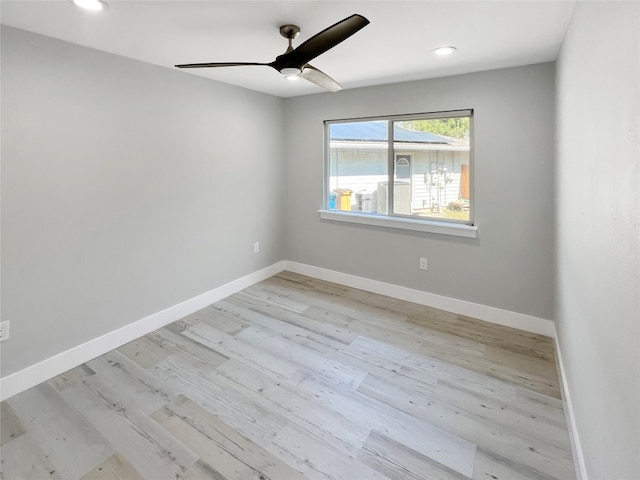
400,117 -> 470,141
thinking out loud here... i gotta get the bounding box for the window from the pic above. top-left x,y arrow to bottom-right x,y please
323,110 -> 474,235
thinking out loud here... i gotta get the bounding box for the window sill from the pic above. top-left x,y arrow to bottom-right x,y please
319,210 -> 478,238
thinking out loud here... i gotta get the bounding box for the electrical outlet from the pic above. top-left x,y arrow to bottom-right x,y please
0,321 -> 10,342
419,257 -> 428,271
253,242 -> 260,254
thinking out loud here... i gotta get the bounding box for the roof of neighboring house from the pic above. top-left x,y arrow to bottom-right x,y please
330,121 -> 450,144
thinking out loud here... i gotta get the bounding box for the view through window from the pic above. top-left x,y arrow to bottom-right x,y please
326,110 -> 473,224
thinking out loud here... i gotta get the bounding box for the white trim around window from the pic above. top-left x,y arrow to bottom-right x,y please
319,209 -> 478,238
324,109 -> 475,237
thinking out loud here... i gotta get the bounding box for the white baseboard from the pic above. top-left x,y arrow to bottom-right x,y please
1,260 -> 584,477
284,261 -> 556,337
0,261 -> 287,402
1,259 -> 556,402
553,330 -> 588,480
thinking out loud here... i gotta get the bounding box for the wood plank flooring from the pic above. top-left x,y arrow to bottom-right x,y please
0,272 -> 576,479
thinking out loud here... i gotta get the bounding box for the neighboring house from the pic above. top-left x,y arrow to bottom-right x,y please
328,121 -> 470,214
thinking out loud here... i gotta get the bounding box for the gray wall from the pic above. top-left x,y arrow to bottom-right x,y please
556,2 -> 640,478
283,63 -> 556,319
1,27 -> 285,377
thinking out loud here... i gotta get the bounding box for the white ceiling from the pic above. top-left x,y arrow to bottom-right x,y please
1,0 -> 576,98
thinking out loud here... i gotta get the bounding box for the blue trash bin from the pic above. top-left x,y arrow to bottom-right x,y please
329,192 -> 337,210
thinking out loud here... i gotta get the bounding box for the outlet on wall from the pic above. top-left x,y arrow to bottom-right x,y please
419,257 -> 428,271
253,242 -> 260,254
0,321 -> 10,342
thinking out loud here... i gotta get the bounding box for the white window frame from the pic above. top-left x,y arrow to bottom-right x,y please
320,110 -> 477,238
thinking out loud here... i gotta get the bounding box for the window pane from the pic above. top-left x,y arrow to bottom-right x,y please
393,117 -> 471,222
328,121 -> 389,213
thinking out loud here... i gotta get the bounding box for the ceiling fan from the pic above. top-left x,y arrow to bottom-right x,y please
175,14 -> 370,92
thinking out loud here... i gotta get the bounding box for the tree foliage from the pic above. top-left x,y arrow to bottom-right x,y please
400,117 -> 470,141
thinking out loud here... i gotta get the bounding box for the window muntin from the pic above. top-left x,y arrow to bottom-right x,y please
326,110 -> 473,225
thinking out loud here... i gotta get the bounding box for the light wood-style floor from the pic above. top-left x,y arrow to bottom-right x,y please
1,272 -> 576,479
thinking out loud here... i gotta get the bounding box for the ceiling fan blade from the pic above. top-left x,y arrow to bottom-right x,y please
175,62 -> 267,69
300,65 -> 342,92
275,14 -> 369,69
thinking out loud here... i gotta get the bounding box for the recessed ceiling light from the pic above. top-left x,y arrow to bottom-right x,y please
72,0 -> 108,11
433,46 -> 457,56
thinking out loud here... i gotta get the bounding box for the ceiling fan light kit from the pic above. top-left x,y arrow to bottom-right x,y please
175,14 -> 370,92
280,67 -> 302,80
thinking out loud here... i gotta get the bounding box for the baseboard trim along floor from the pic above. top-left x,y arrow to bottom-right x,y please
0,260 -> 585,478
0,260 -> 555,401
285,261 -> 556,338
1,270 -> 581,479
553,329 -> 588,480
0,260 -> 583,479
